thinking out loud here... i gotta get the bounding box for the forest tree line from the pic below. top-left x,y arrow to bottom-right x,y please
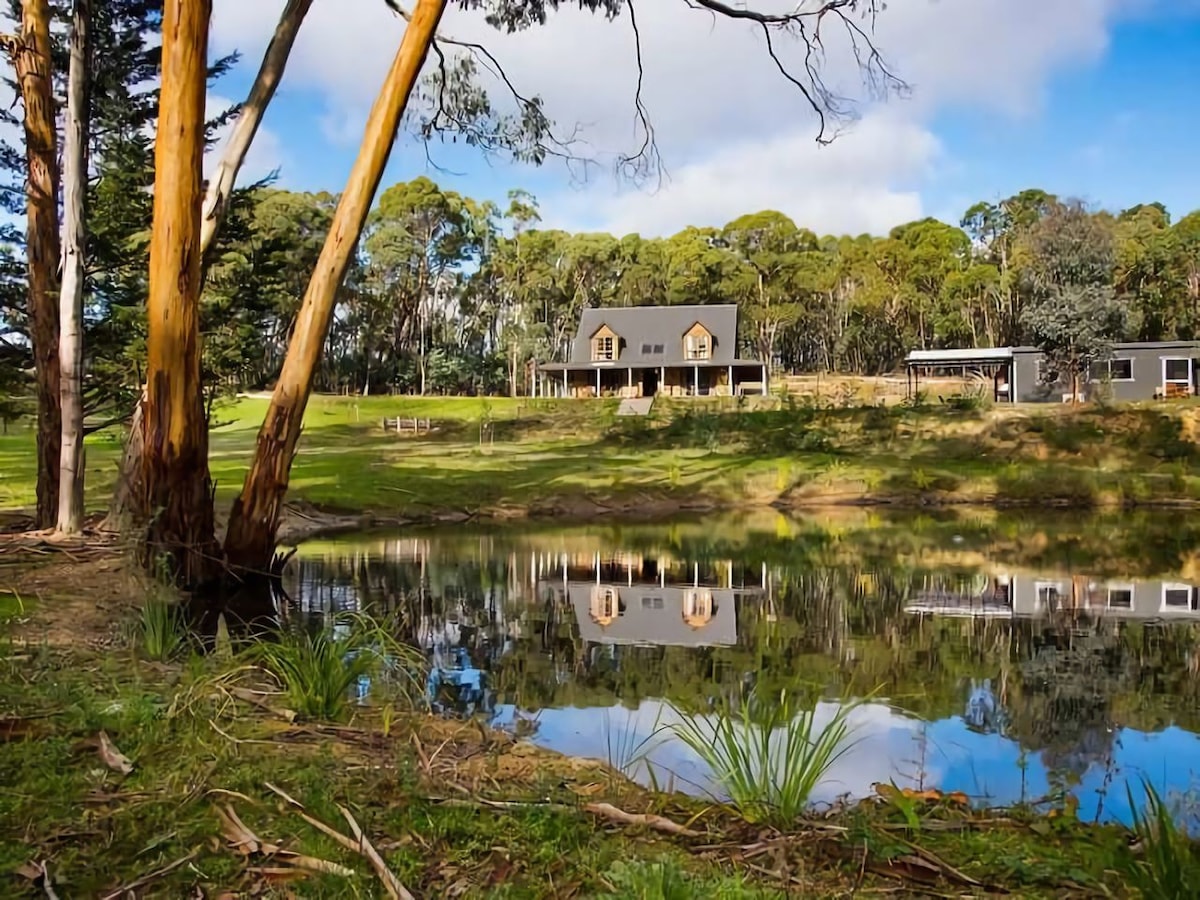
8,176 -> 1199,412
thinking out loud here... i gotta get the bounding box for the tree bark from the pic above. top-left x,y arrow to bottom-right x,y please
57,0 -> 92,535
107,0 -> 313,534
224,0 -> 449,572
199,0 -> 313,259
5,0 -> 62,529
135,0 -> 217,587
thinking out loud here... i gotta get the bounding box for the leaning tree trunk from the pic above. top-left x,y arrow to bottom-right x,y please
56,0 -> 92,535
4,0 -> 62,529
199,0 -> 313,258
106,0 -> 315,533
135,0 -> 217,586
224,0 -> 449,573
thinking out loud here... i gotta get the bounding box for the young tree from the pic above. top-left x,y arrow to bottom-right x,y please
1019,201 -> 1126,403
57,0 -> 92,534
135,0 -> 217,584
3,0 -> 61,529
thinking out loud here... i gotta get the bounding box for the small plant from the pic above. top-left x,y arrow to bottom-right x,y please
138,595 -> 186,662
1118,779 -> 1200,899
250,613 -> 424,721
664,689 -> 865,827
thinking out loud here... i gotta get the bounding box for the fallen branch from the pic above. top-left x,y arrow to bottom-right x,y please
339,804 -> 414,900
584,802 -> 703,838
229,685 -> 297,722
262,782 -> 414,899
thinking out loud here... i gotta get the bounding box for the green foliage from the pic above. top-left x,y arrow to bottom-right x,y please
1019,200 -> 1127,387
137,595 -> 187,662
249,613 -> 425,721
663,689 -> 865,827
1117,779 -> 1200,899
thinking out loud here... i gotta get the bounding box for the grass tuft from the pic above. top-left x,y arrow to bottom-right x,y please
663,689 -> 864,827
137,594 -> 187,661
1118,779 -> 1200,899
249,612 -> 425,721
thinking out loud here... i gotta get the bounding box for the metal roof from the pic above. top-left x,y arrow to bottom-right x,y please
563,304 -> 757,367
905,347 -> 1013,365
906,340 -> 1200,367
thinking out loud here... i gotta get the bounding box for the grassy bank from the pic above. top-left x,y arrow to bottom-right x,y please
4,394 -> 1200,524
0,558 -> 1177,898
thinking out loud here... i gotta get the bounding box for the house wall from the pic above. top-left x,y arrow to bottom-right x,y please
1010,575 -> 1200,620
1012,347 -> 1200,403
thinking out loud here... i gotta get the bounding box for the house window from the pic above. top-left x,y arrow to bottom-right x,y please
1107,584 -> 1134,610
640,343 -> 653,354
641,596 -> 664,610
1165,358 -> 1191,382
589,586 -> 620,625
1090,358 -> 1133,381
592,335 -> 615,362
685,334 -> 710,361
1035,358 -> 1059,384
1162,583 -> 1197,611
652,343 -> 664,354
682,588 -> 714,627
1035,581 -> 1063,611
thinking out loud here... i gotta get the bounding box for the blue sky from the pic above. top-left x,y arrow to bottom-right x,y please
922,10 -> 1200,227
208,0 -> 1200,238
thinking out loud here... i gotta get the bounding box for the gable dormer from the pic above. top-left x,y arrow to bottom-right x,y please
590,323 -> 619,362
683,321 -> 713,361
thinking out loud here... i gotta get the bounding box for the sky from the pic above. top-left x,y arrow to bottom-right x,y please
155,1 -> 1200,239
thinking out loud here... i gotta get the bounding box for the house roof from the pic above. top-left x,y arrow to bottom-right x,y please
907,341 -> 1200,368
566,582 -> 742,647
563,304 -> 756,367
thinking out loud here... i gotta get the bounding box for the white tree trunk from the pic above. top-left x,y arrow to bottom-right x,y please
56,0 -> 91,534
199,0 -> 314,256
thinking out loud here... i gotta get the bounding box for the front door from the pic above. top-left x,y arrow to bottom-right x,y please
643,368 -> 658,397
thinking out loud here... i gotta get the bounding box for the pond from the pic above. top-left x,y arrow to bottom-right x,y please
281,508 -> 1200,828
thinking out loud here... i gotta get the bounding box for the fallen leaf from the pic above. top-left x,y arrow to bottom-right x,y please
97,731 -> 134,774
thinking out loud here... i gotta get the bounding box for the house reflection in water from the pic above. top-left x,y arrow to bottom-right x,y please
905,571 -> 1200,620
538,550 -> 767,647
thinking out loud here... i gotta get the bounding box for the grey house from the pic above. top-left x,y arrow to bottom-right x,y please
904,571 -> 1200,621
904,341 -> 1200,403
535,304 -> 768,398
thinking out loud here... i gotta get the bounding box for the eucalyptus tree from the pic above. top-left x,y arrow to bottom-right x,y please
1018,200 -> 1125,403
2,0 -> 60,528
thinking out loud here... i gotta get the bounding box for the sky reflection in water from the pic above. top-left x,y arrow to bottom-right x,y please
286,510 -> 1200,827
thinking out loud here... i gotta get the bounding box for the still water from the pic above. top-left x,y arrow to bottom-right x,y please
282,509 -> 1200,826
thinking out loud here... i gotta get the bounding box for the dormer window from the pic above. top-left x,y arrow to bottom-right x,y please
590,325 -> 619,362
683,322 -> 713,361
683,588 -> 714,628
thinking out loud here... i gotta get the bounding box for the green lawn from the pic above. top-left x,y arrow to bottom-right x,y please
4,393 -> 1200,520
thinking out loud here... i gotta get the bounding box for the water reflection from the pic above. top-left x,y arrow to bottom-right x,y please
282,512 -> 1200,826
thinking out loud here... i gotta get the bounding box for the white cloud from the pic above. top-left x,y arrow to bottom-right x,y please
209,0 -> 1139,235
